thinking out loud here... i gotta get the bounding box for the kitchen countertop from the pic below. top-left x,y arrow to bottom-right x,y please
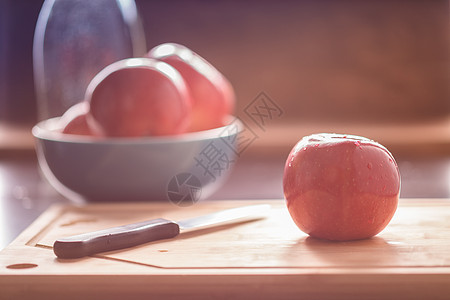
0,122 -> 450,299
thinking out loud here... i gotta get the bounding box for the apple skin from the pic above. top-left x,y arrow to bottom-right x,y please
147,43 -> 235,132
60,102 -> 96,136
283,133 -> 400,241
85,58 -> 191,137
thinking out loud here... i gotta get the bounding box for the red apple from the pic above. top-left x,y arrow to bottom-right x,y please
147,43 -> 235,131
283,133 -> 400,241
85,58 -> 191,137
60,102 -> 95,136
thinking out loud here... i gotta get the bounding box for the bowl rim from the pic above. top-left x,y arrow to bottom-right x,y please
32,116 -> 243,144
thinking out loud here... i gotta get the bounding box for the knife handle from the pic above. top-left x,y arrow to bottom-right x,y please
53,218 -> 180,259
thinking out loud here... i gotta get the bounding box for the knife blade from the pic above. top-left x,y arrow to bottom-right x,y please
53,204 -> 270,259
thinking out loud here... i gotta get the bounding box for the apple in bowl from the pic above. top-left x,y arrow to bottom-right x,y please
86,57 -> 192,137
283,133 -> 400,241
147,43 -> 235,132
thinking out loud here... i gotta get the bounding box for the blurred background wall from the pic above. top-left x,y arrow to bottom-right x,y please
0,0 -> 449,126
0,1 -> 42,124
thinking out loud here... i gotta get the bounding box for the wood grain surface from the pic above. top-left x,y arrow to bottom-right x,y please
1,199 -> 450,299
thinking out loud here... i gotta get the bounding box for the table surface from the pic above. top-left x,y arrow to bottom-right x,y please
1,149 -> 449,251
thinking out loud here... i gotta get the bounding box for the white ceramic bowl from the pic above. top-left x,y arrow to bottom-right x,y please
32,117 -> 241,204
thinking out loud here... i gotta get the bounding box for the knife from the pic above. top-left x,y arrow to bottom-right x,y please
53,204 -> 270,259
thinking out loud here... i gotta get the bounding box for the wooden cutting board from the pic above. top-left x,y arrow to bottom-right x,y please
1,199 -> 450,299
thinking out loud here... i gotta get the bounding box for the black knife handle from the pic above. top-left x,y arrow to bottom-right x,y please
53,218 -> 180,259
